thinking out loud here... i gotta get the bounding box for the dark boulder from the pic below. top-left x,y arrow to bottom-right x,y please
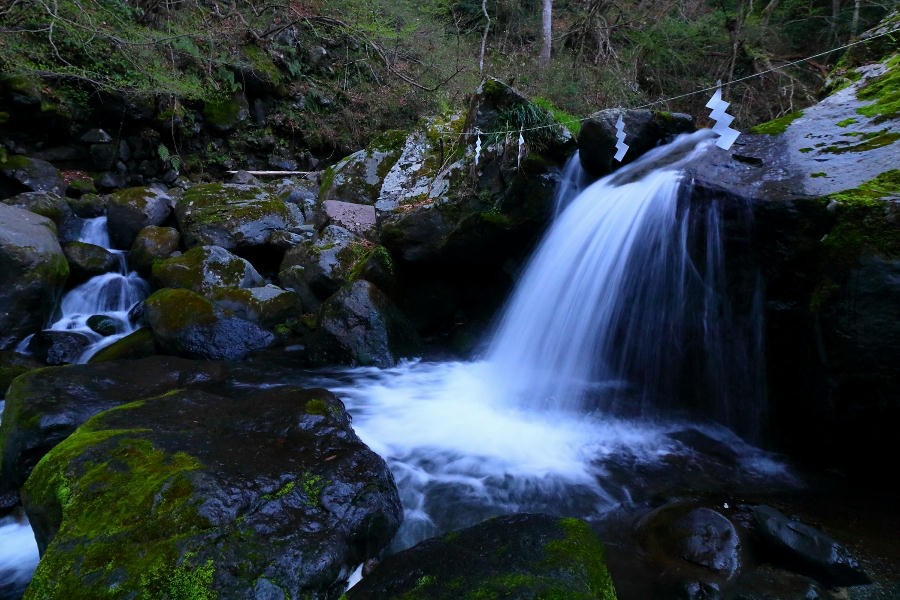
65,192 -> 107,218
278,225 -> 360,311
578,109 -> 694,177
314,280 -> 421,368
0,205 -> 69,350
347,513 -> 617,600
106,186 -> 174,249
25,331 -> 92,365
144,288 -> 274,360
210,285 -> 299,327
0,351 -> 42,399
128,225 -> 180,275
749,505 -> 869,586
21,386 -> 401,599
85,314 -> 124,336
0,356 -> 229,507
0,156 -> 64,197
61,241 -> 119,284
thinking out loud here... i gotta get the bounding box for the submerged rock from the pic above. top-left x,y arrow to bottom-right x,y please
750,505 -> 869,586
347,513 -> 617,600
0,205 -> 69,350
21,386 -> 401,599
106,186 -> 174,249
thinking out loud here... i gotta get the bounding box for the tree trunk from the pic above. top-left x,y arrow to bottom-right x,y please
760,0 -> 780,27
539,0 -> 552,68
479,0 -> 490,73
831,0 -> 842,42
851,0 -> 860,38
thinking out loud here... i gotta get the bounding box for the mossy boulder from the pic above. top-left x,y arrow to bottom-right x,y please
87,327 -> 157,363
347,513 -> 617,600
61,241 -> 119,284
128,225 -> 180,275
144,288 -> 274,360
66,193 -> 107,218
151,245 -> 263,298
577,109 -> 695,177
0,351 -> 42,399
0,205 -> 69,349
0,356 -> 229,507
21,385 -> 402,599
1,191 -> 79,241
175,183 -> 302,251
0,155 -> 64,197
210,285 -> 299,327
278,224 -> 360,311
312,280 -> 421,368
318,134 -> 405,206
107,186 -> 174,249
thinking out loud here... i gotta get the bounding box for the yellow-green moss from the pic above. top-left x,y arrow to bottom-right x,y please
749,110 -> 803,135
820,169 -> 900,260
144,288 -> 217,331
305,398 -> 328,415
836,118 -> 858,127
856,55 -> 900,120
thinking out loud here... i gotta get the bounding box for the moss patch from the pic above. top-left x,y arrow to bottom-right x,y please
836,118 -> 858,127
749,110 -> 803,135
856,54 -> 900,120
144,288 -> 218,331
820,131 -> 900,153
821,169 -> 900,261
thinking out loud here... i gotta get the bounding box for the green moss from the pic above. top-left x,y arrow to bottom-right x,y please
534,97 -> 582,136
318,167 -> 336,198
305,398 -> 327,415
300,472 -> 328,507
856,54 -> 900,120
821,131 -> 900,153
243,45 -> 280,84
203,99 -> 241,128
799,147 -> 813,153
110,186 -> 158,211
836,118 -> 858,127
22,402 -> 209,600
144,288 -> 217,331
540,518 -> 616,600
749,110 -> 803,135
370,129 -> 408,152
262,480 -> 295,501
811,172 -> 828,178
1,154 -> 31,170
820,169 -> 900,260
479,211 -> 512,226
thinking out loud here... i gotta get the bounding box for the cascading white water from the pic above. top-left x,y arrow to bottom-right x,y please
47,217 -> 149,362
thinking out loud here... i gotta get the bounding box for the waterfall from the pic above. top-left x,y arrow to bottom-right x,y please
44,217 -> 150,362
485,130 -> 763,434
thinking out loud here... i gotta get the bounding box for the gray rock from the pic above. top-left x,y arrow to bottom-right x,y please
0,156 -> 64,196
62,242 -> 119,283
278,225 -> 358,311
152,245 -> 263,298
25,331 -> 92,365
0,205 -> 69,349
751,505 -> 869,586
128,225 -> 180,275
79,129 -> 112,143
107,186 -> 174,249
324,199 -> 376,235
1,191 -> 79,241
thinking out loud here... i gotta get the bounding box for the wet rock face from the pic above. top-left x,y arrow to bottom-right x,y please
24,331 -> 91,365
175,183 -> 303,251
347,513 -> 617,600
106,186 -> 174,249
314,280 -> 421,368
0,356 -> 230,505
578,109 -> 694,177
61,241 -> 119,284
21,386 -> 402,600
750,505 -> 869,586
0,205 -> 69,350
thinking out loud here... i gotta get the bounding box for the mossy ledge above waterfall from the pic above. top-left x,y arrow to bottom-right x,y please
20,386 -> 402,599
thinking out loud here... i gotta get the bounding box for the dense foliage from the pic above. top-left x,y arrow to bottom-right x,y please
0,0 -> 894,147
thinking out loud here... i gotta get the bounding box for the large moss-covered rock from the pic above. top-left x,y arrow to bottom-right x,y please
348,514 -> 617,600
0,351 -> 42,399
152,245 -> 263,298
175,183 -> 303,251
313,280 -> 421,368
0,155 -> 64,197
0,356 -> 228,507
22,386 -> 402,600
278,225 -> 361,311
318,130 -> 407,206
210,285 -> 299,327
128,225 -> 180,275
107,186 -> 174,249
1,191 -> 78,241
578,109 -> 694,177
144,288 -> 274,360
66,192 -> 107,218
0,205 -> 69,349
61,241 -> 119,284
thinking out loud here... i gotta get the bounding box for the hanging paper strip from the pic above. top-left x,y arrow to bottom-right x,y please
705,80 -> 740,150
517,127 -> 525,169
614,115 -> 628,162
474,129 -> 482,166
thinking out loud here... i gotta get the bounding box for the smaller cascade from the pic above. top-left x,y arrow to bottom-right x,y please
552,150 -> 589,218
27,217 -> 150,363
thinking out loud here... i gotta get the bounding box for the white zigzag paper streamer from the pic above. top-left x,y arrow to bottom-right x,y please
614,115 -> 628,162
517,126 -> 525,169
706,80 -> 740,150
475,129 -> 482,165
